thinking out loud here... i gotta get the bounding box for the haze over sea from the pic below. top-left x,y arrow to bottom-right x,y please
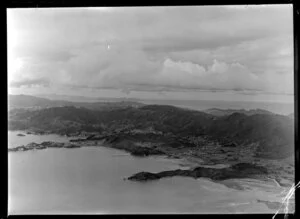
137,99 -> 294,115
36,94 -> 294,115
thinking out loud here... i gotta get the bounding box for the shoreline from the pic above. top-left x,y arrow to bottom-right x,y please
8,139 -> 294,213
8,131 -> 294,189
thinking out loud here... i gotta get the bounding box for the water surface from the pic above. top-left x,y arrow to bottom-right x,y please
140,99 -> 294,115
8,132 -> 288,214
8,131 -> 76,148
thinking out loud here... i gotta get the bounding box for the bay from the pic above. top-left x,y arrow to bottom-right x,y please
8,132 -> 288,214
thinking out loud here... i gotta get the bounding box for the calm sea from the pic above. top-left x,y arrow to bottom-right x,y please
8,131 -> 288,214
139,99 -> 294,115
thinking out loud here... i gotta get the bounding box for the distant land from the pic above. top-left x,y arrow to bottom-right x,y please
8,94 -> 294,115
203,108 -> 274,117
37,93 -> 141,103
8,94 -> 144,111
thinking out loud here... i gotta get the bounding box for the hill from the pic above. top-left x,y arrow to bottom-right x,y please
8,104 -> 294,159
8,94 -> 64,109
8,94 -> 144,111
206,112 -> 294,158
8,105 -> 212,135
203,108 -> 274,117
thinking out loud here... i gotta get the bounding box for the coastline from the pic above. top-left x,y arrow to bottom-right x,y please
8,130 -> 294,189
8,130 -> 295,213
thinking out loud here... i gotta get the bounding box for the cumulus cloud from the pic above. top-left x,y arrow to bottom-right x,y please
115,58 -> 264,92
7,5 -> 294,101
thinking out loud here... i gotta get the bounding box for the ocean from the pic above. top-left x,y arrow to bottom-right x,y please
139,99 -> 294,115
8,131 -> 289,214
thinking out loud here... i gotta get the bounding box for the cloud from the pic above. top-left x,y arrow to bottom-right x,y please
9,77 -> 50,88
7,5 -> 294,101
8,5 -> 292,55
12,45 -> 75,62
168,35 -> 293,74
43,53 -> 291,96
139,59 -> 264,92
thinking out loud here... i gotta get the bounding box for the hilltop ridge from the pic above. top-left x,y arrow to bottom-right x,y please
8,103 -> 294,160
204,108 -> 274,117
8,94 -> 144,111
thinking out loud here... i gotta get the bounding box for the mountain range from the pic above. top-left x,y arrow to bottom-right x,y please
203,108 -> 274,117
8,95 -> 294,159
8,94 -> 144,111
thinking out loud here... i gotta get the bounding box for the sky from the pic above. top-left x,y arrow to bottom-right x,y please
7,5 -> 294,103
